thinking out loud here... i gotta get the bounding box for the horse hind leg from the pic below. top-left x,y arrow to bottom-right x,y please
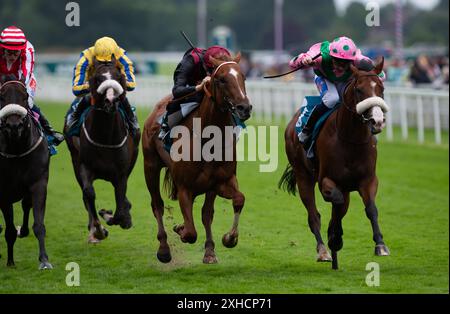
176,188 -> 197,244
102,178 -> 132,230
144,161 -> 171,263
202,192 -> 218,264
18,195 -> 32,238
296,175 -> 331,262
327,192 -> 349,270
217,176 -> 244,249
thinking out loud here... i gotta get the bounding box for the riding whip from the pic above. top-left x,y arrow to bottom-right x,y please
263,53 -> 321,79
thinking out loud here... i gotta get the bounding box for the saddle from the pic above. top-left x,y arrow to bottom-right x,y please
295,96 -> 338,159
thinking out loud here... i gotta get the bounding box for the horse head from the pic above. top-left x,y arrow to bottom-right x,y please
89,56 -> 126,113
0,75 -> 29,139
206,52 -> 252,121
345,57 -> 389,134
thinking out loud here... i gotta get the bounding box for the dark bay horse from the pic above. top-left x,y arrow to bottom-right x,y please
279,58 -> 390,269
64,59 -> 140,243
0,76 -> 52,269
142,53 -> 252,264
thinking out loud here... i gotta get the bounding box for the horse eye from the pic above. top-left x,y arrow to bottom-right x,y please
219,78 -> 226,84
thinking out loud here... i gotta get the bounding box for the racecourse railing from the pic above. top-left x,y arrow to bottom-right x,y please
36,75 -> 449,145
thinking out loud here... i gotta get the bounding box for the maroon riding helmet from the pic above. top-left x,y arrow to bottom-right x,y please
204,46 -> 231,73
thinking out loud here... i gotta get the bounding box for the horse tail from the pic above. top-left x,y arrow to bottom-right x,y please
278,164 -> 297,195
163,168 -> 178,200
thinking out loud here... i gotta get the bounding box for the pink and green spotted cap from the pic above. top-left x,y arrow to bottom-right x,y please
329,36 -> 358,61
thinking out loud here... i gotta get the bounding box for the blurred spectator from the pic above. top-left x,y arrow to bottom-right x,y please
409,54 -> 436,84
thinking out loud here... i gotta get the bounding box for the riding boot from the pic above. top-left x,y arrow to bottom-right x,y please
121,97 -> 139,135
34,108 -> 65,146
298,102 -> 329,144
67,96 -> 90,131
158,111 -> 170,140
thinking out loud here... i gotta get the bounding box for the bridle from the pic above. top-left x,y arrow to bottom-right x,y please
204,61 -> 241,114
342,73 -> 383,123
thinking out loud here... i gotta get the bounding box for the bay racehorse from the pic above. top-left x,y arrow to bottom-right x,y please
142,53 -> 252,264
279,58 -> 390,269
0,75 -> 52,269
64,59 -> 140,243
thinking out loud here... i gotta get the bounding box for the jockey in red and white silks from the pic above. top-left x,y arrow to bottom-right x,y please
0,25 -> 64,145
0,26 -> 37,107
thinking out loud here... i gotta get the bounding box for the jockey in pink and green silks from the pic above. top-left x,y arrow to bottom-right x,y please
289,36 -> 386,144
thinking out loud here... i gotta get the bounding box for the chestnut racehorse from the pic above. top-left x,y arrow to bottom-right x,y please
142,53 -> 252,264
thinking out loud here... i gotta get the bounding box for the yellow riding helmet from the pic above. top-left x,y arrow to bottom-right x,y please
94,37 -> 120,62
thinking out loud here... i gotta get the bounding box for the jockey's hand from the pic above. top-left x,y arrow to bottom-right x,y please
301,55 -> 314,66
196,76 -> 211,91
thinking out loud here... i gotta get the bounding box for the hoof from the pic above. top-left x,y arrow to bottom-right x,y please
173,224 -> 184,235
118,216 -> 132,230
17,226 -> 30,238
222,233 -> 238,248
99,209 -> 114,225
375,244 -> 390,256
7,260 -> 15,267
317,246 -> 332,262
157,251 -> 172,264
39,262 -> 53,270
88,235 -> 101,244
203,254 -> 218,264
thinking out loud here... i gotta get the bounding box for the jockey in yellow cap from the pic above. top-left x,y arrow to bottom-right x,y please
66,37 -> 138,134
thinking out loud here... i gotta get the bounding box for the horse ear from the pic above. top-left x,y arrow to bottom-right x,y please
209,55 -> 222,68
233,52 -> 241,64
350,63 -> 359,75
374,56 -> 384,75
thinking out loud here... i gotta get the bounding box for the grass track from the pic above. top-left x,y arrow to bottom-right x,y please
0,102 -> 448,294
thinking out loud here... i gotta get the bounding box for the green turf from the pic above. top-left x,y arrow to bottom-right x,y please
0,102 -> 448,294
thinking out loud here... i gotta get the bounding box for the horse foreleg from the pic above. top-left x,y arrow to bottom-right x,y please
296,174 -> 331,262
177,188 -> 197,244
1,204 -> 17,267
217,176 -> 244,249
18,195 -> 32,238
110,178 -> 132,229
327,192 -> 349,270
30,178 -> 53,270
201,192 -> 217,264
79,164 -> 107,243
359,177 -> 390,256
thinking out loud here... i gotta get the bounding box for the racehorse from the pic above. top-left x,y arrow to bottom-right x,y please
0,75 -> 52,269
64,58 -> 140,243
142,53 -> 252,264
279,58 -> 390,269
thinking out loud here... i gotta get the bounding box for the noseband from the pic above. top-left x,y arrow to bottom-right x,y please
343,74 -> 382,123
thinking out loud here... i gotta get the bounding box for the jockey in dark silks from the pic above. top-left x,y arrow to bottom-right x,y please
66,37 -> 139,135
159,45 -> 231,139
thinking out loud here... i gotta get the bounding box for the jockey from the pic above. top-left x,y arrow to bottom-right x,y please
0,26 -> 64,145
66,36 -> 138,134
289,36 -> 385,144
158,45 -> 231,139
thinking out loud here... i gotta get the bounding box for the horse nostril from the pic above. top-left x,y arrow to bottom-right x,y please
237,105 -> 245,111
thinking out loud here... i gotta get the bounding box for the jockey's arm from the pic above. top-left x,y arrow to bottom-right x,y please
289,42 -> 322,70
72,52 -> 91,97
172,56 -> 197,99
118,50 -> 136,92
